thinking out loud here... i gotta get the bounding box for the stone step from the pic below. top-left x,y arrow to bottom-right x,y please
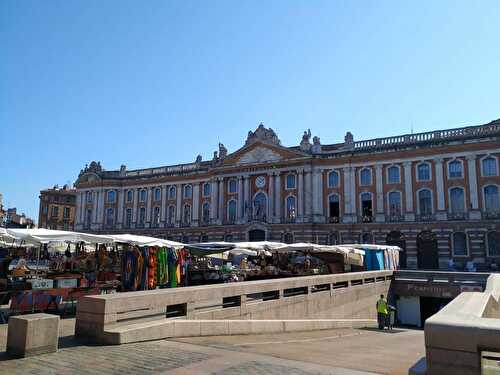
103,319 -> 377,345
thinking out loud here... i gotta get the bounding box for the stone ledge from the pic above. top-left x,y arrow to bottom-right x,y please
103,319 -> 377,345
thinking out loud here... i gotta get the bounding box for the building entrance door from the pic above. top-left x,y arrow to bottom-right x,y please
417,231 -> 439,270
386,231 -> 406,268
248,229 -> 266,242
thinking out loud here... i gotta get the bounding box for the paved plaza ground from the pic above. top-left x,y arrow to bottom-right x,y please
0,319 -> 424,375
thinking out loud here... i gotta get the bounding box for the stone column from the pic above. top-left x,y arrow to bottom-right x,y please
176,184 -> 182,226
132,188 -> 138,226
297,169 -> 304,222
342,167 -> 354,223
467,155 -> 481,220
243,175 -> 250,222
312,168 -> 324,223
218,178 -> 224,224
160,185 -> 167,224
435,158 -> 446,220
210,179 -> 218,223
117,188 -> 125,229
268,173 -> 274,221
304,171 -> 312,222
274,173 -> 281,222
98,189 -> 105,228
237,176 -> 244,222
75,192 -> 82,228
192,183 -> 200,226
375,164 -> 385,223
146,187 -> 152,226
403,161 -> 415,221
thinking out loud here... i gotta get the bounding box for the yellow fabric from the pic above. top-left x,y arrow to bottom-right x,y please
377,298 -> 388,314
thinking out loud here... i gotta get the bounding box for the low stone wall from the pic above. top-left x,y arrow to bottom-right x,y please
424,273 -> 500,375
76,270 -> 392,344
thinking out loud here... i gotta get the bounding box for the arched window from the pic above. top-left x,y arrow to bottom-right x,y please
202,202 -> 210,224
286,195 -> 296,220
360,168 -> 372,185
184,185 -> 192,199
418,189 -> 432,215
224,234 -> 233,242
167,205 -> 175,225
200,234 -> 209,243
388,166 -> 400,184
361,192 -> 373,221
482,157 -> 498,177
183,204 -> 191,225
253,192 -> 267,220
388,191 -> 402,217
106,208 -> 114,225
450,187 -> 465,214
182,235 -> 190,244
487,231 -> 500,257
286,174 -> 296,189
139,189 -> 147,202
107,190 -> 115,203
328,194 -> 340,221
452,232 -> 468,256
228,179 -> 237,194
125,208 -> 132,228
417,163 -> 431,181
168,186 -> 176,199
328,233 -> 338,245
484,185 -> 500,212
284,232 -> 294,244
448,160 -> 463,178
328,171 -> 339,188
139,207 -> 146,225
203,183 -> 211,197
153,206 -> 160,226
126,190 -> 133,202
360,232 -> 373,244
154,188 -> 161,201
227,200 -> 237,223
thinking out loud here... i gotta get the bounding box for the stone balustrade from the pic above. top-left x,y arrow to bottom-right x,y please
353,121 -> 500,151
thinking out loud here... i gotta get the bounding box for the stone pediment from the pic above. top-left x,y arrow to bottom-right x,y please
220,141 -> 308,167
236,146 -> 283,165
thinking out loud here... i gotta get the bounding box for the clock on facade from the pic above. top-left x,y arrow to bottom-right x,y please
255,175 -> 266,188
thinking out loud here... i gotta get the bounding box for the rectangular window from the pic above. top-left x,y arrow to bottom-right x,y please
63,207 -> 70,218
286,175 -> 296,189
51,206 -> 59,217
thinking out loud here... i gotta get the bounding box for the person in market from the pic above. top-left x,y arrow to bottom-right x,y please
376,294 -> 388,330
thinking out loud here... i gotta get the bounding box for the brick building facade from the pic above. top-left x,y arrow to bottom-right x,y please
74,120 -> 500,270
38,185 -> 77,230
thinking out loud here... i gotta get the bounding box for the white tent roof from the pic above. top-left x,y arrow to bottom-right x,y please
109,234 -> 184,249
1,228 -> 114,246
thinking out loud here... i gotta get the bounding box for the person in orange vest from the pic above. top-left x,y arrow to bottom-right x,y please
376,294 -> 388,330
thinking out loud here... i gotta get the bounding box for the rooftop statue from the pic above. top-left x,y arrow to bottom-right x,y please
300,129 -> 312,151
245,123 -> 281,146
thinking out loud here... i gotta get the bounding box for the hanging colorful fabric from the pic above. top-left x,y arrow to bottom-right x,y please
148,247 -> 158,289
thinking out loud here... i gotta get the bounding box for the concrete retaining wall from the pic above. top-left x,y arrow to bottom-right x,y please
425,274 -> 500,375
76,270 -> 392,344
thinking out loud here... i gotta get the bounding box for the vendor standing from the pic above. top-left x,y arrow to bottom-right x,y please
376,294 -> 388,330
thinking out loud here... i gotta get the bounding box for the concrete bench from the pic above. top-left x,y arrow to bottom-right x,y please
7,313 -> 59,358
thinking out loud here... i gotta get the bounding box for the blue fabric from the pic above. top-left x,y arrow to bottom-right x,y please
364,249 -> 385,270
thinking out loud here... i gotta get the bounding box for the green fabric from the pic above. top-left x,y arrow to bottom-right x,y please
169,264 -> 177,288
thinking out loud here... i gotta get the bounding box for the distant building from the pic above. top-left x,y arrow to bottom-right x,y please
75,119 -> 500,270
38,185 -> 77,230
0,193 -> 5,226
5,207 -> 35,228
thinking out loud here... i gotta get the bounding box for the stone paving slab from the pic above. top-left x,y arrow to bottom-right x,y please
0,319 -> 419,374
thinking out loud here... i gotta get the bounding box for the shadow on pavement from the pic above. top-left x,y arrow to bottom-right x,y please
359,327 -> 407,334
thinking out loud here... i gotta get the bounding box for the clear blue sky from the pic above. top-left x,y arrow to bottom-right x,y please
1,0 -> 499,221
